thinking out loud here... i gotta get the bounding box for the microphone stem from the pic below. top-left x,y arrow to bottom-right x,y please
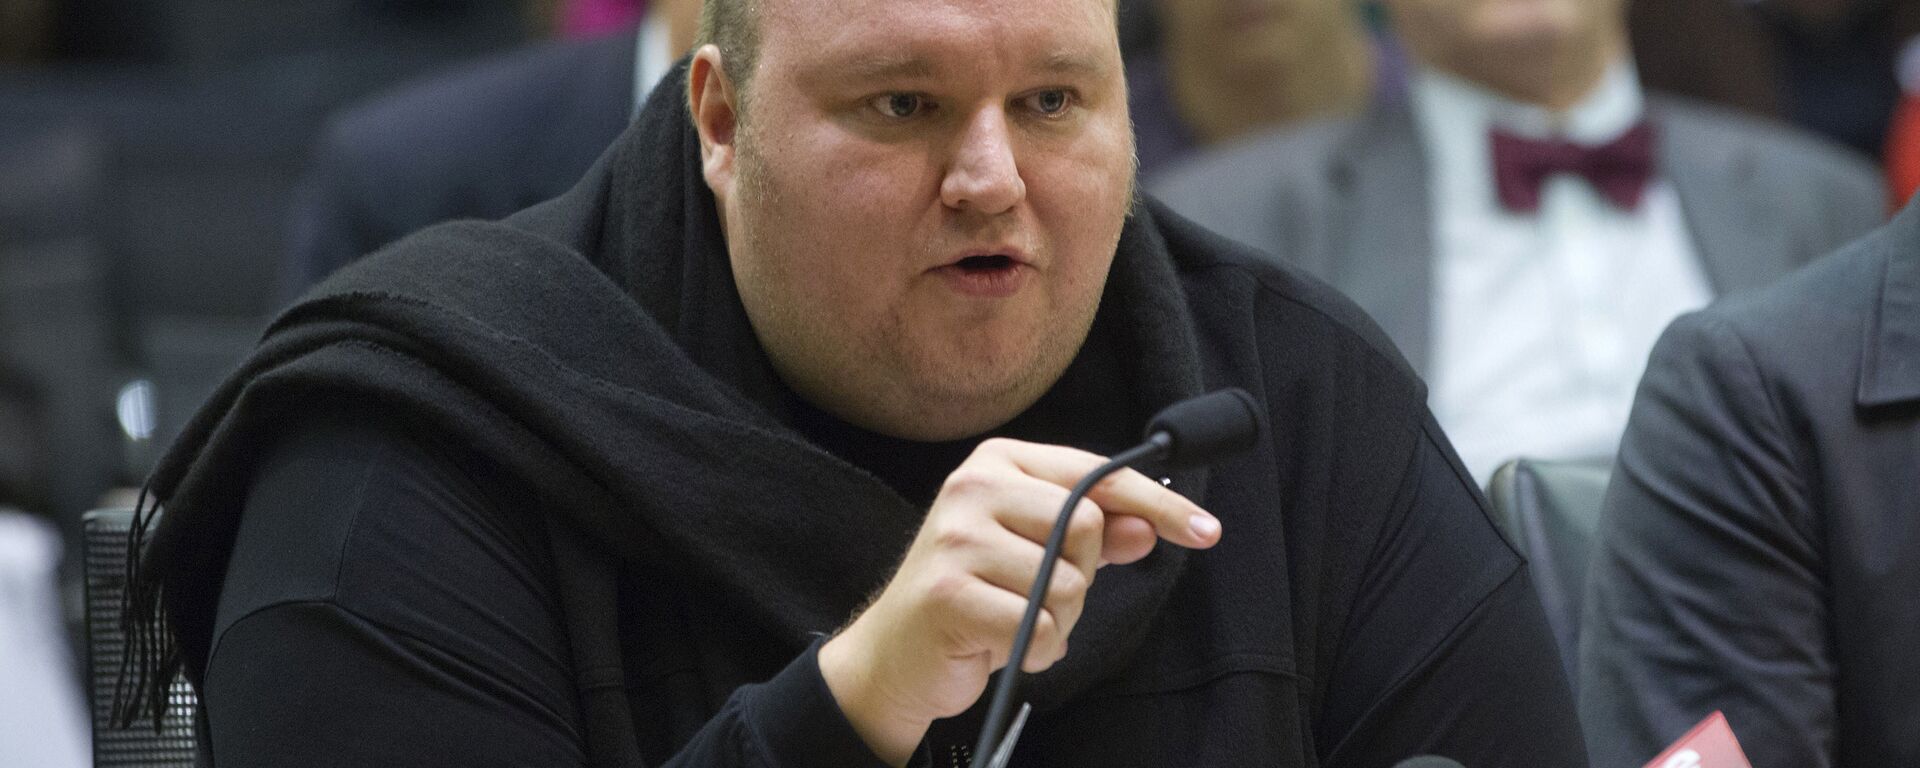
968,433 -> 1173,768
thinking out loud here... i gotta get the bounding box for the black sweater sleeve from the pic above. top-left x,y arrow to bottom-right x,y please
201,407 -> 886,767
1318,421 -> 1589,768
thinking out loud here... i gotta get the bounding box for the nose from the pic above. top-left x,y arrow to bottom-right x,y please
940,106 -> 1026,216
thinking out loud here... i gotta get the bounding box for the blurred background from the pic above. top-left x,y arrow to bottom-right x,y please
1,0 -> 1916,764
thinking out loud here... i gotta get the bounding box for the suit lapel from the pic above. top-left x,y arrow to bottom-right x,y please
1657,99 -> 1789,296
1324,103 -> 1437,372
1858,201 -> 1920,407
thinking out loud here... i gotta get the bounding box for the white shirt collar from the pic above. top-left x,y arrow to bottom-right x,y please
1411,59 -> 1647,212
1412,58 -> 1645,143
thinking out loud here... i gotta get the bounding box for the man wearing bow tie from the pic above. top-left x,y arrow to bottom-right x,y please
1151,0 -> 1885,482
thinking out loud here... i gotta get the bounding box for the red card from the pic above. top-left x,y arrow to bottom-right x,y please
1641,711 -> 1753,768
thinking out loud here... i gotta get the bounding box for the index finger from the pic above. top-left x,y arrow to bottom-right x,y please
981,439 -> 1221,550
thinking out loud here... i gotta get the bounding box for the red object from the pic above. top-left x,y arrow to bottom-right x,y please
1641,711 -> 1754,768
1886,93 -> 1920,209
1491,122 -> 1657,213
559,0 -> 645,38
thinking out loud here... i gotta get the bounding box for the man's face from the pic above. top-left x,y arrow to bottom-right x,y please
695,0 -> 1135,441
1388,0 -> 1623,58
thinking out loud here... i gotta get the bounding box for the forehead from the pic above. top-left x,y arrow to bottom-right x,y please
759,0 -> 1120,77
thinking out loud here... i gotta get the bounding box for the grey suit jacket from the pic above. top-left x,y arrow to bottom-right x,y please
1148,94 -> 1887,374
1577,196 -> 1920,768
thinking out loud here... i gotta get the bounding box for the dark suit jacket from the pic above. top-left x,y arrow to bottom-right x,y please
283,30 -> 638,298
0,125 -> 119,521
1579,198 -> 1920,767
1148,94 -> 1886,375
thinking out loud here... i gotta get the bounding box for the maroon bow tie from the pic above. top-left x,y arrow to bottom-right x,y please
1490,121 -> 1656,213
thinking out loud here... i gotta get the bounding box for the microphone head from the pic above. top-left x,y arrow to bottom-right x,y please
1392,758 -> 1466,768
1142,388 -> 1262,470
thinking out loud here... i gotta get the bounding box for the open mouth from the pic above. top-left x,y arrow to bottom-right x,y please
937,253 -> 1027,297
956,254 -> 1017,272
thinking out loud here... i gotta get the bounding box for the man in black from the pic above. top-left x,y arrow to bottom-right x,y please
122,0 -> 1587,764
1580,185 -> 1920,767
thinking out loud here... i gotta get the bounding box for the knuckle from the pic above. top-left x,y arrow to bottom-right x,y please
1037,607 -> 1064,641
978,436 -> 1019,454
1052,566 -> 1090,601
928,521 -> 974,550
940,467 -> 995,497
1066,500 -> 1103,538
925,571 -> 970,604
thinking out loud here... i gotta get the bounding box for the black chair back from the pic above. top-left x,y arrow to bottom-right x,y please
1485,458 -> 1613,692
82,508 -> 199,768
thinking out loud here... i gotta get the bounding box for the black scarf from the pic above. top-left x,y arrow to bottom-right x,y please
122,61 -> 1211,753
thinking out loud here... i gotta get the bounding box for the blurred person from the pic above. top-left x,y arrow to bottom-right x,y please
1634,0 -> 1920,160
1153,0 -> 1885,483
559,0 -> 644,36
0,123 -> 122,548
284,0 -> 699,297
0,511 -> 89,768
1128,0 -> 1381,175
50,0 -> 530,64
118,0 -> 1587,764
1758,0 -> 1920,157
1579,192 -> 1920,767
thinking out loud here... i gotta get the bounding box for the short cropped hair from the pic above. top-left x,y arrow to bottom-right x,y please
694,0 -> 763,103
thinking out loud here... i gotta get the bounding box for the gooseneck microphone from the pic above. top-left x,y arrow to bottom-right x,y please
968,388 -> 1262,767
1392,758 -> 1467,768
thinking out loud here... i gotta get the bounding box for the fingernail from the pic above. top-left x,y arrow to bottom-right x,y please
1189,513 -> 1220,539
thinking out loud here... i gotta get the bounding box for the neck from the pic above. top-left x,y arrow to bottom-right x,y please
658,0 -> 700,57
1166,25 -> 1373,146
1421,24 -> 1625,112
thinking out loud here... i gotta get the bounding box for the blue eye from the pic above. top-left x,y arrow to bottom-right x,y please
1025,89 -> 1073,116
872,93 -> 926,118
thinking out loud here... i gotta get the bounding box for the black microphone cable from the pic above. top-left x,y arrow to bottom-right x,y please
968,388 -> 1261,767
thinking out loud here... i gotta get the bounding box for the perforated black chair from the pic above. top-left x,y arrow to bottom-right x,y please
1484,457 -> 1613,692
82,508 -> 198,768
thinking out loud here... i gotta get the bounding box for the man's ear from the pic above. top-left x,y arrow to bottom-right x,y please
688,45 -> 739,203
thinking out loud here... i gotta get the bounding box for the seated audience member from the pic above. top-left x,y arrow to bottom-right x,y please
1758,0 -> 1920,159
1580,198 -> 1920,767
116,0 -> 1588,764
1633,0 -> 1920,162
1127,0 -> 1382,175
1152,0 -> 1885,482
283,0 -> 699,297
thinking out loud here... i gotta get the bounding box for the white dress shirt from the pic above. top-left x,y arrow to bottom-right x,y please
0,512 -> 89,768
633,12 -> 675,118
1412,63 -> 1714,483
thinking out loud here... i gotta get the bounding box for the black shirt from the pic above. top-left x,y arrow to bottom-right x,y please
210,404 -> 891,766
204,403 -> 1586,767
146,60 -> 1584,768
207,329 -> 1138,766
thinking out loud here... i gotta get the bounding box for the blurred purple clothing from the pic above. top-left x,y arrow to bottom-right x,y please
561,0 -> 644,38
